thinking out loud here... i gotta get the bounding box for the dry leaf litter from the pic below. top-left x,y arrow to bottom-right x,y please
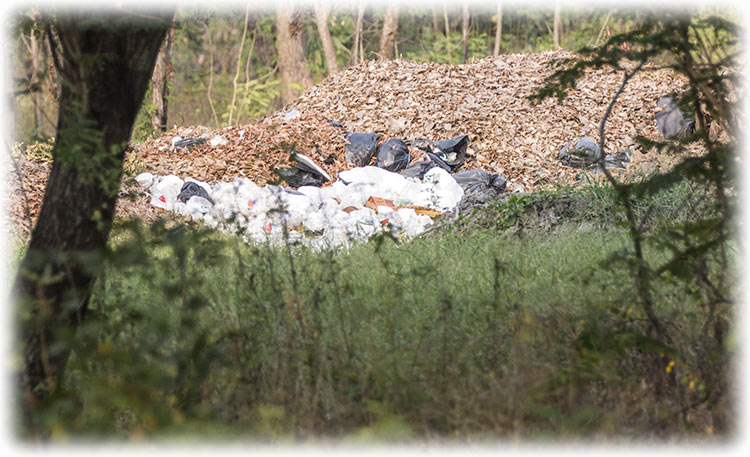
9,51 -> 702,241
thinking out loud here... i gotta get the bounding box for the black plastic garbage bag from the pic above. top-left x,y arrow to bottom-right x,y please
178,181 -> 215,204
604,149 -> 631,169
399,160 -> 435,179
375,138 -> 411,172
174,137 -> 207,151
278,152 -> 332,188
558,136 -> 602,168
432,134 -> 469,171
399,152 -> 451,179
345,132 -> 381,166
654,96 -> 695,139
452,168 -> 507,194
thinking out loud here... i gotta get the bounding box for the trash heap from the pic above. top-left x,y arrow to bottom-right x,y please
139,164 -> 471,249
10,51 -> 703,240
137,125 -> 512,248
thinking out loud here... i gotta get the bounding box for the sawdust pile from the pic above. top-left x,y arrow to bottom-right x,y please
9,51 -> 697,239
281,51 -> 696,188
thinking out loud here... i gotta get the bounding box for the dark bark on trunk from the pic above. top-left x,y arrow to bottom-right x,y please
151,24 -> 174,132
15,11 -> 171,433
276,4 -> 314,106
29,29 -> 43,137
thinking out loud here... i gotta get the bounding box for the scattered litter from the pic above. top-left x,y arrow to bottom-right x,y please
178,181 -> 215,204
654,96 -> 695,139
210,134 -> 229,147
134,172 -> 155,189
150,174 -> 184,210
375,138 -> 411,172
278,152 -> 332,187
345,132 -> 381,166
283,108 -> 301,121
603,149 -> 632,170
147,166 -> 462,249
173,137 -> 207,151
431,134 -> 469,171
558,136 -> 602,168
452,168 -> 507,194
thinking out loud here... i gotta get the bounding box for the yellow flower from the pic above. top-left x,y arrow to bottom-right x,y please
689,380 -> 695,390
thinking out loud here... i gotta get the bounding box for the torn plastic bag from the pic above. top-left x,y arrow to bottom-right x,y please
400,160 -> 436,179
604,149 -> 631,169
345,132 -> 381,166
399,153 -> 450,179
558,136 -> 602,168
432,135 -> 469,171
278,152 -> 332,188
178,181 -> 215,204
588,150 -> 632,173
375,138 -> 411,172
654,96 -> 695,139
174,137 -> 207,151
452,169 -> 507,194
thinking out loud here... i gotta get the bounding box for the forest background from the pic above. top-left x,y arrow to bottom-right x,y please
9,1 -> 697,146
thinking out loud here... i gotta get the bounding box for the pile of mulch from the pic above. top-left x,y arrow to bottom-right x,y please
8,50 -> 703,241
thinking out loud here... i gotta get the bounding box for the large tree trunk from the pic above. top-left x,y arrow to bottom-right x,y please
276,3 -> 313,106
314,0 -> 338,75
378,2 -> 399,59
151,23 -> 174,132
493,1 -> 503,56
15,11 -> 171,434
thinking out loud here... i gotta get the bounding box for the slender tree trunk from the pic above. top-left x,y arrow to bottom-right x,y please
461,0 -> 469,63
352,0 -> 365,65
28,29 -> 43,137
237,18 -> 258,125
276,3 -> 313,106
378,1 -> 399,59
594,9 -> 613,47
314,0 -> 339,75
16,11 -> 171,434
443,1 -> 450,37
493,1 -> 503,55
228,5 -> 250,126
431,7 -> 440,34
205,21 -> 220,127
151,23 -> 174,132
553,1 -> 562,49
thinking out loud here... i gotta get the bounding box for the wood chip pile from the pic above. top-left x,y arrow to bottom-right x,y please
8,50 -> 699,240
